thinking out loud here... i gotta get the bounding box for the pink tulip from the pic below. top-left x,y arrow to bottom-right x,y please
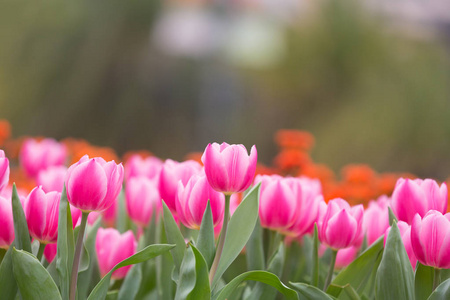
65,155 -> 124,212
96,228 -> 137,279
384,221 -> 417,269
1,185 -> 28,209
318,198 -> 364,250
335,246 -> 360,269
19,138 -> 66,178
202,143 -> 257,194
286,177 -> 323,237
391,178 -> 447,224
124,155 -> 163,182
0,196 -> 14,249
126,177 -> 161,227
25,187 -> 60,244
411,210 -> 450,269
44,243 -> 57,263
0,150 -> 9,193
37,166 -> 67,193
229,193 -> 242,216
256,175 -> 301,232
363,197 -> 390,246
158,159 -> 202,211
175,174 -> 224,230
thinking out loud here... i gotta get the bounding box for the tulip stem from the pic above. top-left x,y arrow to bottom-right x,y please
36,242 -> 46,262
0,248 -> 6,264
433,268 -> 441,291
209,194 -> 231,285
69,212 -> 89,300
324,249 -> 337,291
267,231 -> 282,264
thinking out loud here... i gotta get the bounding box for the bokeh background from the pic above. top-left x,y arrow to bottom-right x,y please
2,0 -> 450,180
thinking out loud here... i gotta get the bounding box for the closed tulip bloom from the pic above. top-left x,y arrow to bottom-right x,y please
0,150 -> 9,192
159,159 -> 202,211
319,198 -> 364,250
384,221 -> 417,269
391,178 -> 447,224
335,246 -> 360,269
37,166 -> 67,193
124,155 -> 163,182
126,177 -> 161,227
44,243 -> 57,263
256,175 -> 301,232
19,138 -> 67,178
286,177 -> 323,237
202,143 -> 257,194
411,210 -> 450,269
25,186 -> 60,244
363,197 -> 390,246
96,228 -> 137,279
175,174 -> 224,229
0,196 -> 14,249
65,155 -> 124,212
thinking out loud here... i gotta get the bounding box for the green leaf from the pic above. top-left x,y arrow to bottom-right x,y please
247,242 -> 285,300
87,244 -> 175,300
246,218 -> 265,271
375,222 -> 414,300
388,207 -> 398,226
12,184 -> 31,253
328,284 -> 361,300
189,245 -> 211,300
428,278 -> 450,300
212,183 -> 260,287
312,223 -> 320,287
11,248 -> 62,300
156,221 -> 175,299
290,282 -> 333,300
175,246 -> 196,300
214,270 -> 297,300
106,290 -> 119,300
0,246 -> 18,299
415,262 -> 434,300
118,264 -> 142,300
328,237 -> 384,296
163,201 -> 186,273
196,201 -> 216,269
56,185 -> 75,299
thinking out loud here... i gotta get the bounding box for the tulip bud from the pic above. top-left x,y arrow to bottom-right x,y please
126,177 -> 161,227
0,195 -> 14,249
0,150 -> 9,193
286,177 -> 323,237
95,228 -> 137,279
318,198 -> 364,250
124,155 -> 163,182
391,178 -> 447,224
411,210 -> 450,269
384,221 -> 417,269
25,186 -> 60,244
158,159 -> 202,212
37,166 -> 67,193
65,155 -> 124,212
363,196 -> 390,246
202,143 -> 257,194
175,174 -> 224,230
44,243 -> 57,263
256,175 -> 301,232
19,138 -> 66,178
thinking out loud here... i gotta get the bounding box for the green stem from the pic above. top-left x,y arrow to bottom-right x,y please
0,248 -> 6,264
209,194 -> 231,285
312,224 -> 319,287
69,212 -> 89,300
433,268 -> 441,291
323,250 -> 337,291
36,242 -> 46,262
267,231 -> 282,264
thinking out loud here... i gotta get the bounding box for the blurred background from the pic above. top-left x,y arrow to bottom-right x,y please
1,0 -> 450,180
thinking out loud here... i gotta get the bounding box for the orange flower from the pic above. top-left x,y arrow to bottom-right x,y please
275,129 -> 315,150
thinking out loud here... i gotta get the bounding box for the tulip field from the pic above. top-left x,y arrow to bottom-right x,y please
1,123 -> 450,300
